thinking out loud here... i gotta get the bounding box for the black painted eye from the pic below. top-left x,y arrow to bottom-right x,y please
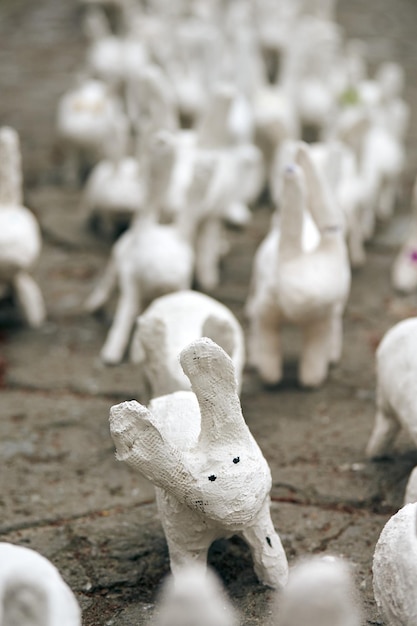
208,475 -> 217,482
233,457 -> 240,464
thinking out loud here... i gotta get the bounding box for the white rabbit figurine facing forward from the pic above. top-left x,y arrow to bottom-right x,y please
247,142 -> 350,387
0,127 -> 45,328
110,338 -> 288,589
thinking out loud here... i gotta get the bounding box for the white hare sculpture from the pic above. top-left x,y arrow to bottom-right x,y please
366,317 -> 417,471
80,116 -> 145,235
247,143 -> 350,387
0,542 -> 81,626
0,127 -> 45,327
130,290 -> 245,398
372,502 -> 417,626
56,78 -> 125,184
83,5 -> 148,88
86,130 -> 197,365
110,338 -> 289,589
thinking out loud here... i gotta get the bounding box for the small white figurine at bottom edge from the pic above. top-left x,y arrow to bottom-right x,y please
0,542 -> 81,626
152,562 -> 239,626
109,337 -> 288,589
274,554 -> 361,626
372,502 -> 417,626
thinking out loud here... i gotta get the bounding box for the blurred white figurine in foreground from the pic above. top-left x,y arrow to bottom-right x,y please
130,290 -> 245,398
366,317 -> 417,502
153,563 -> 238,626
247,143 -> 350,387
392,174 -> 417,293
0,542 -> 81,626
373,502 -> 417,625
275,555 -> 361,626
110,338 -> 288,588
0,127 -> 45,327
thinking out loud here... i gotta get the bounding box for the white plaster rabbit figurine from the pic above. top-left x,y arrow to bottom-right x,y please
306,139 -> 368,268
56,77 -> 126,185
366,317 -> 417,464
0,127 -> 45,328
86,131 -> 213,365
247,142 -> 350,387
392,174 -> 417,293
0,542 -> 81,626
130,289 -> 245,399
153,562 -> 238,626
80,114 -> 145,235
83,5 -> 148,88
281,15 -> 342,140
372,502 -> 417,625
275,555 -> 361,626
109,338 -> 289,588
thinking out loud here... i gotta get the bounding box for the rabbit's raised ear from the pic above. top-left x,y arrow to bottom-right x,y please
278,163 -> 306,263
180,338 -> 251,447
296,142 -> 342,233
109,400 -> 191,492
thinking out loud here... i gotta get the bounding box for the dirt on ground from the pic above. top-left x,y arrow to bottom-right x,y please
1,1 -> 417,625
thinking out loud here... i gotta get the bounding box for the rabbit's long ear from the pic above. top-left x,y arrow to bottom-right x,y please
197,84 -> 235,149
180,338 -> 251,447
109,401 -> 191,491
296,142 -> 342,233
278,163 -> 305,263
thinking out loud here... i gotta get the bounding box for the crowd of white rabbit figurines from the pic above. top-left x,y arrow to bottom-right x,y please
2,0 -> 417,624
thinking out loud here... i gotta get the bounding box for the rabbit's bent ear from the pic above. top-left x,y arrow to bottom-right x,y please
296,142 -> 341,232
179,338 -> 250,446
109,400 -> 191,492
180,337 -> 236,390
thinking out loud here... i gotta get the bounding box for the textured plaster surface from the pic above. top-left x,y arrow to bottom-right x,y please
1,1 -> 417,625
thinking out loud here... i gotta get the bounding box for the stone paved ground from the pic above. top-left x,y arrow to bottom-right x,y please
1,1 -> 417,624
